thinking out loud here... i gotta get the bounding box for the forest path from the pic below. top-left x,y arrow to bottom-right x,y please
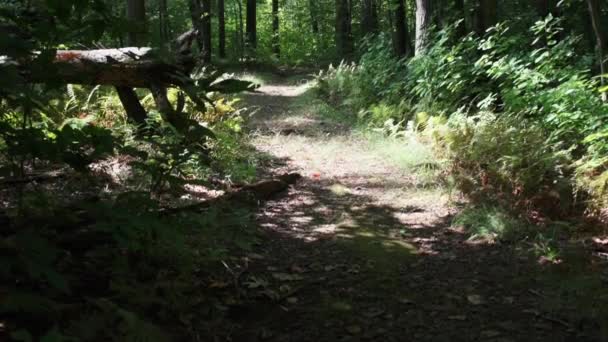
230,73 -> 588,342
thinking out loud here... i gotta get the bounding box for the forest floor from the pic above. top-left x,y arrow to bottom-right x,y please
224,71 -> 608,342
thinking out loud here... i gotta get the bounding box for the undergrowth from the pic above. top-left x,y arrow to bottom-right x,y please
0,69 -> 263,340
314,17 -> 608,227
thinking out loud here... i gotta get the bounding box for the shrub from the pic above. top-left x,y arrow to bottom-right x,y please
315,16 -> 608,218
453,205 -> 531,242
434,112 -> 574,215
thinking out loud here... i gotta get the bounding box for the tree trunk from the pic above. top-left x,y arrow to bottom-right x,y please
201,0 -> 212,63
536,0 -> 549,17
120,0 -> 148,124
393,0 -> 411,57
189,0 -> 212,63
116,86 -> 148,124
246,0 -> 257,53
535,0 -> 559,17
28,49 -> 192,88
188,1 -> 204,52
335,0 -> 353,58
272,0 -> 280,58
476,0 -> 497,35
309,0 -> 320,34
415,0 -> 431,55
587,0 -> 607,101
127,0 -> 147,45
159,0 -> 170,44
361,0 -> 379,36
454,0 -> 467,38
235,0 -> 245,57
218,0 -> 226,58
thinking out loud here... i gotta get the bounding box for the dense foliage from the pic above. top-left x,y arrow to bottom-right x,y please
1,0 -> 608,340
316,11 -> 608,220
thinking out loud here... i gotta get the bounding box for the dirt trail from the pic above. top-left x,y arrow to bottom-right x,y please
231,75 -> 600,342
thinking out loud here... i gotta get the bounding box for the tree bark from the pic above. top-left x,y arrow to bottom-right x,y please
159,0 -> 170,44
393,0 -> 411,57
201,0 -> 212,63
454,0 -> 467,38
309,0 -> 320,34
127,0 -> 147,45
335,0 -> 353,58
536,0 -> 549,17
272,0 -> 280,58
116,86 -> 148,124
587,0 -> 607,101
189,0 -> 212,63
476,0 -> 497,36
246,0 -> 257,53
162,173 -> 302,215
415,0 -> 431,55
235,0 -> 245,57
218,0 -> 226,58
188,0 -> 204,49
120,0 -> 148,124
361,0 -> 379,36
22,49 -> 192,88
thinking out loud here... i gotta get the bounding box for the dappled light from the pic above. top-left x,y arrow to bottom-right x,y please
2,1 -> 608,341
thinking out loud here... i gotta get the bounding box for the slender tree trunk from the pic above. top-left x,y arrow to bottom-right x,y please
415,0 -> 431,55
201,0 -> 212,63
188,0 -> 212,62
159,0 -> 169,44
309,0 -> 320,34
535,0 -> 559,17
536,0 -> 549,17
235,0 -> 245,58
272,0 -> 280,58
246,0 -> 257,53
188,1 -> 204,52
118,0 -> 148,124
361,0 -> 379,36
587,0 -> 607,101
127,0 -> 147,45
393,0 -> 411,57
454,0 -> 467,38
476,0 -> 497,35
218,0 -> 226,58
335,0 -> 353,58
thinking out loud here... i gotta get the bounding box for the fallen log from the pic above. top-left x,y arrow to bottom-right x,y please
162,173 -> 302,215
1,29 -> 199,124
14,48 -> 190,89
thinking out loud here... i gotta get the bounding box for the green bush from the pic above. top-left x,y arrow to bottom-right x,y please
315,16 -> 608,217
435,112 -> 573,211
453,205 -> 531,242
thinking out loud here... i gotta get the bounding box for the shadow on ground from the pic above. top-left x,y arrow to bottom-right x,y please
229,178 -> 606,342
224,73 -> 608,342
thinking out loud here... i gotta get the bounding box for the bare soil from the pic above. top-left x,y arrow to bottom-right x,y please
226,73 -> 608,342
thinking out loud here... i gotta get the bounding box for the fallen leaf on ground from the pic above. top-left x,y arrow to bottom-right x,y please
398,297 -> 414,305
467,294 -> 485,305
